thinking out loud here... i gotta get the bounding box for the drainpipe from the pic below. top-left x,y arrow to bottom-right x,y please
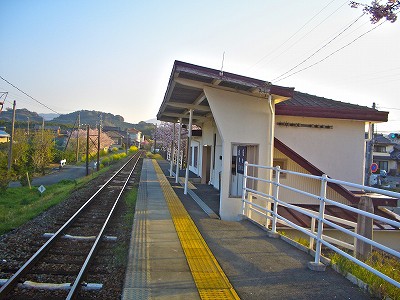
175,118 -> 182,183
267,94 -> 274,227
267,94 -> 274,170
184,109 -> 193,194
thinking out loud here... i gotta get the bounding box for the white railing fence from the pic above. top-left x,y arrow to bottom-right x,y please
241,161 -> 400,289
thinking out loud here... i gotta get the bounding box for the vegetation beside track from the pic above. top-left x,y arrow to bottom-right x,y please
0,165 -> 112,236
331,251 -> 400,300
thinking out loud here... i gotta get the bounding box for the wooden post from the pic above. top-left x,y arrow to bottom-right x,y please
97,124 -> 100,171
86,125 -> 90,176
356,196 -> 374,260
7,100 -> 16,171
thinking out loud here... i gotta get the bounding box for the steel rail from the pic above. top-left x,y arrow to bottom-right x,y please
67,152 -> 141,299
0,151 -> 143,297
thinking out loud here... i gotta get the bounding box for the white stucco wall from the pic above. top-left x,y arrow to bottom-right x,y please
204,86 -> 273,221
275,116 -> 366,185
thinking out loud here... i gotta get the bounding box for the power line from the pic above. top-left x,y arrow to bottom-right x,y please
273,19 -> 386,83
272,12 -> 365,82
378,107 -> 400,111
0,75 -> 60,114
266,0 -> 350,68
248,0 -> 339,70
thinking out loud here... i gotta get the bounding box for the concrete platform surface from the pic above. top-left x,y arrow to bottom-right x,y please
123,159 -> 371,299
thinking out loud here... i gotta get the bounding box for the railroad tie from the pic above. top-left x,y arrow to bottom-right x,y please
152,160 -> 240,300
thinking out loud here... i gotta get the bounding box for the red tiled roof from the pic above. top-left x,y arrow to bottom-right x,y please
276,91 -> 388,122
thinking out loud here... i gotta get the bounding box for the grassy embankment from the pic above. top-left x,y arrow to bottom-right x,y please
0,166 -> 112,236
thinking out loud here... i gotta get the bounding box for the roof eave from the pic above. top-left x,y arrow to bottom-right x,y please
276,107 -> 389,122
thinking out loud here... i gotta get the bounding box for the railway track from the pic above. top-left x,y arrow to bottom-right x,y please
0,151 -> 144,299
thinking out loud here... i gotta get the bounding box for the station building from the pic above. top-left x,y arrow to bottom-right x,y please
157,61 -> 392,223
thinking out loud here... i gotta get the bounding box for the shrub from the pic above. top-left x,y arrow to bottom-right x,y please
0,169 -> 13,192
146,152 -> 163,160
129,145 -> 138,153
112,147 -> 118,152
100,149 -> 108,157
102,157 -> 110,165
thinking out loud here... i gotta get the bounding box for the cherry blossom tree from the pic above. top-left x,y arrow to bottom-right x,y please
350,1 -> 400,23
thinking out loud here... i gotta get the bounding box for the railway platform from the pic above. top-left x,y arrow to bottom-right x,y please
122,159 -> 370,299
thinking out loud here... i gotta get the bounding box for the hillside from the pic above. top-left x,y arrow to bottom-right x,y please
0,108 -> 44,123
0,108 -> 156,138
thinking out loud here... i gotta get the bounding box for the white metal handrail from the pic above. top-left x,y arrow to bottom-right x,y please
242,161 -> 400,289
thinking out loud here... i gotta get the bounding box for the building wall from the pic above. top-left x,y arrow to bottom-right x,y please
204,86 -> 273,221
275,116 -> 366,185
274,148 -> 351,205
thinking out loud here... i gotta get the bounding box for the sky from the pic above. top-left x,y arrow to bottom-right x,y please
1,0 -> 399,133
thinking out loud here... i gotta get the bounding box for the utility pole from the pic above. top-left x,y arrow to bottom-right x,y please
126,128 -> 129,154
365,102 -> 376,185
154,124 -> 157,154
27,117 -> 30,136
41,117 -> 44,142
97,123 -> 101,171
7,100 -> 16,171
86,125 -> 90,176
76,112 -> 80,162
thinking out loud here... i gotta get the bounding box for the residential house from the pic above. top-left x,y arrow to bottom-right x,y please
127,128 -> 142,148
0,127 -> 10,143
372,134 -> 398,175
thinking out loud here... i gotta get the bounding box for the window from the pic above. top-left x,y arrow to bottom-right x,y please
377,161 -> 388,171
193,146 -> 198,168
273,159 -> 287,179
374,145 -> 386,153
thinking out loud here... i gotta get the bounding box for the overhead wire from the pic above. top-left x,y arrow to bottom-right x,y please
273,19 -> 387,83
272,12 -> 366,82
248,0 -> 339,70
267,0 -> 350,68
0,75 -> 60,114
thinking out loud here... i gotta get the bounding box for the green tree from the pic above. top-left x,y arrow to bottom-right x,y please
29,130 -> 55,174
11,129 -> 30,173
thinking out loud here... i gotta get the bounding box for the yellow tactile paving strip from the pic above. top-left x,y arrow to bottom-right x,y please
179,177 -> 197,189
152,160 -> 240,300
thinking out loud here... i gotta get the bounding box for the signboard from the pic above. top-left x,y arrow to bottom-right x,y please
370,163 -> 378,173
38,185 -> 46,194
237,146 -> 247,175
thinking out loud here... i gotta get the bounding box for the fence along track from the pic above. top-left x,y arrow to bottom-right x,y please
0,151 -> 144,299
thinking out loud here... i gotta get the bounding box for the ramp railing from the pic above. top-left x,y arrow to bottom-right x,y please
241,161 -> 400,288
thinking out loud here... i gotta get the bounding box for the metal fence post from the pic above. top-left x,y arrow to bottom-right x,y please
241,161 -> 248,216
271,166 -> 280,233
308,174 -> 327,271
310,217 -> 316,250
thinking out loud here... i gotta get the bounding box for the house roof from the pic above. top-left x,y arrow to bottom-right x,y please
157,60 -> 295,124
158,61 -> 388,124
374,134 -> 394,145
276,91 -> 388,122
0,129 -> 10,138
105,130 -> 125,138
128,128 -> 140,134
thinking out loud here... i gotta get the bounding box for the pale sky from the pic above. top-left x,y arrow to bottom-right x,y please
1,0 -> 399,133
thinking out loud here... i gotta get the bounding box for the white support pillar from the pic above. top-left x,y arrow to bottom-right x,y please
175,118 -> 182,183
184,109 -> 193,195
169,123 -> 176,177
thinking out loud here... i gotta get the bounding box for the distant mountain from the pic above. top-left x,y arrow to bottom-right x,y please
52,110 -> 126,127
39,113 -> 59,121
145,118 -> 161,125
0,108 -> 156,138
0,108 -> 43,123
